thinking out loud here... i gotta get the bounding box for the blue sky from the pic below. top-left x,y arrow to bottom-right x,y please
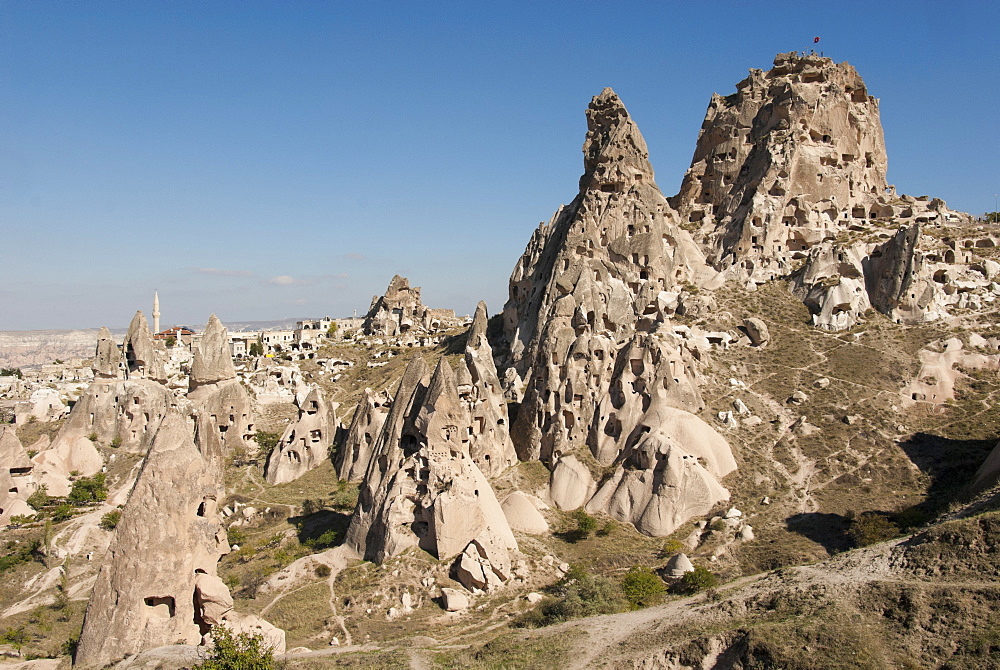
2,1 -> 997,330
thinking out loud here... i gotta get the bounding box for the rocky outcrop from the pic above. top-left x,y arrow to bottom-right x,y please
189,315 -> 236,391
346,358 -> 517,590
673,52 -> 973,329
362,275 -> 460,337
456,302 -> 517,477
0,426 -> 38,525
500,88 -> 736,536
93,326 -> 122,379
75,412 -> 228,666
188,316 -> 254,458
336,388 -> 392,482
585,400 -> 736,536
504,88 -> 719,463
264,387 -> 338,484
123,312 -> 166,382
75,410 -> 283,667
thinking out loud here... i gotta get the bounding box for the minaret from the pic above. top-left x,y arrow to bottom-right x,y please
152,290 -> 160,334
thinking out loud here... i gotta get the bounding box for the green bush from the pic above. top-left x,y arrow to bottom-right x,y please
26,485 -> 49,510
86,432 -> 98,442
673,566 -> 718,595
304,528 -> 339,550
69,473 -> 107,503
849,512 -> 901,547
99,509 -> 121,530
0,539 -> 42,573
253,430 -> 280,460
621,567 -> 666,608
315,564 -> 331,578
110,435 -> 123,449
51,504 -> 76,522
516,567 -> 628,627
195,625 -> 275,670
227,528 -> 247,547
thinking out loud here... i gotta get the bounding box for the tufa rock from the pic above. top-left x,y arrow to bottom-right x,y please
336,387 -> 392,482
345,357 -> 517,590
264,387 -> 338,484
189,315 -> 236,391
93,326 -> 122,379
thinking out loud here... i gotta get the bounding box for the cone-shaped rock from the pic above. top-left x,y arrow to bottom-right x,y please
92,326 -> 121,379
123,312 -> 166,381
346,358 -> 517,590
265,387 -> 338,484
336,387 -> 392,482
190,314 -> 236,390
75,411 -> 228,667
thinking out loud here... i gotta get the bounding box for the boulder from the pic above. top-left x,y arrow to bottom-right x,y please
500,491 -> 549,535
440,587 -> 469,612
742,318 -> 770,347
549,455 -> 595,511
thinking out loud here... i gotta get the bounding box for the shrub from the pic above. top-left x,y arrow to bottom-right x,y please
86,432 -> 98,442
26,485 -> 48,510
849,512 -> 901,547
301,499 -> 318,516
195,625 -> 275,670
0,627 -> 30,655
315,564 -> 331,578
516,566 -> 628,627
68,473 -> 108,503
239,569 -> 268,599
227,528 -> 247,547
0,539 -> 41,573
253,430 -> 280,460
110,435 -> 123,449
673,566 -> 718,595
7,515 -> 32,528
621,567 -> 666,608
304,529 -> 339,551
99,510 -> 121,530
50,504 -> 76,522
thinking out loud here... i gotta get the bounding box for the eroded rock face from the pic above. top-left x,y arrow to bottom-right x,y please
264,387 -> 338,484
0,426 -> 38,525
503,88 -> 720,468
346,358 -> 517,589
673,52 -> 972,329
123,312 -> 166,382
189,315 -> 237,391
363,275 -> 426,337
93,326 -> 122,379
188,316 -> 255,458
457,302 -> 517,477
499,88 -> 734,535
75,412 -> 229,667
336,388 -> 392,482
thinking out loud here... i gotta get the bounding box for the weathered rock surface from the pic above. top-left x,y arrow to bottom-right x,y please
500,491 -> 549,535
75,412 -> 229,666
501,87 -> 735,535
672,52 -> 973,329
361,275 -> 458,338
456,302 -> 517,477
123,312 -> 166,382
188,316 -> 255,458
264,387 -> 338,484
189,315 -> 237,391
93,326 -> 122,379
336,387 -> 392,482
346,358 -> 517,590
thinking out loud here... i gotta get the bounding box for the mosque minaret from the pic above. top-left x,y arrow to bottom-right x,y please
152,290 -> 160,334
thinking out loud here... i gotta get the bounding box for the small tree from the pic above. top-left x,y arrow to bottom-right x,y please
165,335 -> 177,347
573,509 -> 598,540
99,509 -> 121,530
27,485 -> 49,510
621,567 -> 666,608
673,566 -> 718,595
195,625 -> 275,670
69,473 -> 108,503
253,430 -> 280,461
0,627 -> 30,656
326,322 -> 338,337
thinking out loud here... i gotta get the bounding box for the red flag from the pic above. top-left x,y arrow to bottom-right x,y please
814,36 -> 821,43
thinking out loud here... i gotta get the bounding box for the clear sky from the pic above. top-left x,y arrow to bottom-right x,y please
2,0 -> 998,331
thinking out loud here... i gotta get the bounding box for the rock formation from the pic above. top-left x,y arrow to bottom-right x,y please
672,52 -> 973,330
93,326 -> 122,379
264,387 -> 338,484
346,357 -> 517,591
0,426 -> 37,525
501,87 -> 735,535
188,315 -> 255,458
455,302 -> 517,477
75,410 -> 283,667
122,312 -> 166,382
74,412 -> 227,665
336,387 -> 392,482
